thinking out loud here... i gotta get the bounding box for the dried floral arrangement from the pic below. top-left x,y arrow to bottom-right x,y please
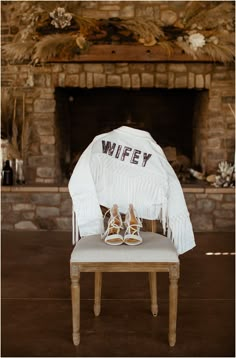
1,89 -> 38,161
2,1 -> 235,63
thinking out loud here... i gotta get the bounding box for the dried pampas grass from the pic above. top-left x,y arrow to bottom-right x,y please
159,40 -> 175,57
32,33 -> 76,62
203,42 -> 235,63
175,40 -> 198,59
2,41 -> 35,62
118,18 -> 164,43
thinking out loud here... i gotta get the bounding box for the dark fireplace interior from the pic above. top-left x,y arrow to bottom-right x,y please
55,87 -> 207,181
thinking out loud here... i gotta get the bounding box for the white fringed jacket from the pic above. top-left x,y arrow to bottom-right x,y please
68,126 -> 195,255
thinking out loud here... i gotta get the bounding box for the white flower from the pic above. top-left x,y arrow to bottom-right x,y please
50,7 -> 72,29
188,33 -> 205,51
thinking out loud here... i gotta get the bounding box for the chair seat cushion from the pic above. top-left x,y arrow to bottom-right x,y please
70,232 -> 179,263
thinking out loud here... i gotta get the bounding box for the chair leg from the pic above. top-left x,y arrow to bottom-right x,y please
168,264 -> 180,347
94,272 -> 102,316
148,272 -> 158,317
70,265 -> 80,346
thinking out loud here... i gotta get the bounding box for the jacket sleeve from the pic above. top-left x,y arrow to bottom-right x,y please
68,140 -> 104,241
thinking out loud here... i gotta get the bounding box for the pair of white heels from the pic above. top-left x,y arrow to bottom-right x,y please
102,204 -> 142,246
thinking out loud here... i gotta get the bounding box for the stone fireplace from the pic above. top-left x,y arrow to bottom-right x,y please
1,1 -> 235,232
2,61 -> 234,185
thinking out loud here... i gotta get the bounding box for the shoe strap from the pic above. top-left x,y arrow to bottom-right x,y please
125,222 -> 142,236
102,207 -> 123,238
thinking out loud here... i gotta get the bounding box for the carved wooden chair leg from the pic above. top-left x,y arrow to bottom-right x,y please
94,272 -> 102,317
70,265 -> 80,346
168,264 -> 180,347
148,272 -> 158,317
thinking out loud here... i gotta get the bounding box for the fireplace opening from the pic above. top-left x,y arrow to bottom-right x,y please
55,87 -> 208,183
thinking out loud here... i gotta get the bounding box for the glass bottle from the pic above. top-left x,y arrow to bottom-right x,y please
16,159 -> 25,184
2,160 -> 13,185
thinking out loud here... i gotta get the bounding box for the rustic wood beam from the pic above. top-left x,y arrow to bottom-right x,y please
46,44 -> 213,63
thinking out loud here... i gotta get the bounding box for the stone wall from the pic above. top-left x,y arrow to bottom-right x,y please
1,186 -> 235,232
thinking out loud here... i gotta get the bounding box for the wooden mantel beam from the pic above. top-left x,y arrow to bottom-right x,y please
47,44 -> 213,63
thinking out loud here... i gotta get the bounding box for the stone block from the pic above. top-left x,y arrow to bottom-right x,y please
214,218 -> 235,231
94,73 -> 106,87
65,74 -> 79,87
22,212 -> 35,220
224,194 -> 235,202
120,5 -> 134,18
131,74 -> 140,88
156,64 -> 166,73
84,64 -> 104,73
208,98 -> 221,112
61,198 -> 72,216
36,167 -> 56,178
65,64 -> 83,73
205,74 -> 211,89
15,221 -> 37,230
169,64 -> 187,72
196,199 -> 216,212
155,73 -> 168,87
34,99 -> 55,113
141,73 -> 154,87
121,74 -> 131,88
107,75 -> 121,87
188,73 -> 195,88
58,73 -> 65,87
31,193 -> 61,205
36,206 -> 60,218
214,210 -> 234,219
209,194 -> 223,201
55,217 -> 72,230
13,203 -> 35,211
86,73 -> 93,88
52,64 -> 63,72
221,203 -> 235,210
79,72 -> 86,88
207,138 -> 222,148
191,213 -> 214,231
28,155 -> 55,167
175,75 -> 187,88
115,66 -> 128,74
104,64 -> 115,74
36,122 -> 54,136
40,144 -> 56,155
196,74 -> 204,88
168,72 -> 174,88
1,193 -> 29,203
35,217 -> 57,230
1,223 -> 14,230
34,74 -> 46,87
99,4 -> 120,11
40,136 -> 55,145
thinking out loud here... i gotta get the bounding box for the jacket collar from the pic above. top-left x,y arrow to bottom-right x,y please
114,126 -> 153,139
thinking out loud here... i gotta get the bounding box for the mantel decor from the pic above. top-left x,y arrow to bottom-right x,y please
3,1 -> 235,64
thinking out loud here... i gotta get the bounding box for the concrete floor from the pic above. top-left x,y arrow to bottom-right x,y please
1,231 -> 235,357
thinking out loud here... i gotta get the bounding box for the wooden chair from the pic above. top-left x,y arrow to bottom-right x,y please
70,219 -> 180,347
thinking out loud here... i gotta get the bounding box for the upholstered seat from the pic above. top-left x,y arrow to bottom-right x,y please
71,232 -> 179,263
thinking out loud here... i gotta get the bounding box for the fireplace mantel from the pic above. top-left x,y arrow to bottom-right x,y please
46,44 -> 213,63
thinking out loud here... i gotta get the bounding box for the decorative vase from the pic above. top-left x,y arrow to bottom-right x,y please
15,159 -> 25,184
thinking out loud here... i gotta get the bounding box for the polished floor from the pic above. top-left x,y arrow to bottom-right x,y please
1,231 -> 235,357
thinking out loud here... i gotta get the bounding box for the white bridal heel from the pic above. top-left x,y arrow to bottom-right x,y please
124,204 -> 143,245
102,204 -> 124,245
